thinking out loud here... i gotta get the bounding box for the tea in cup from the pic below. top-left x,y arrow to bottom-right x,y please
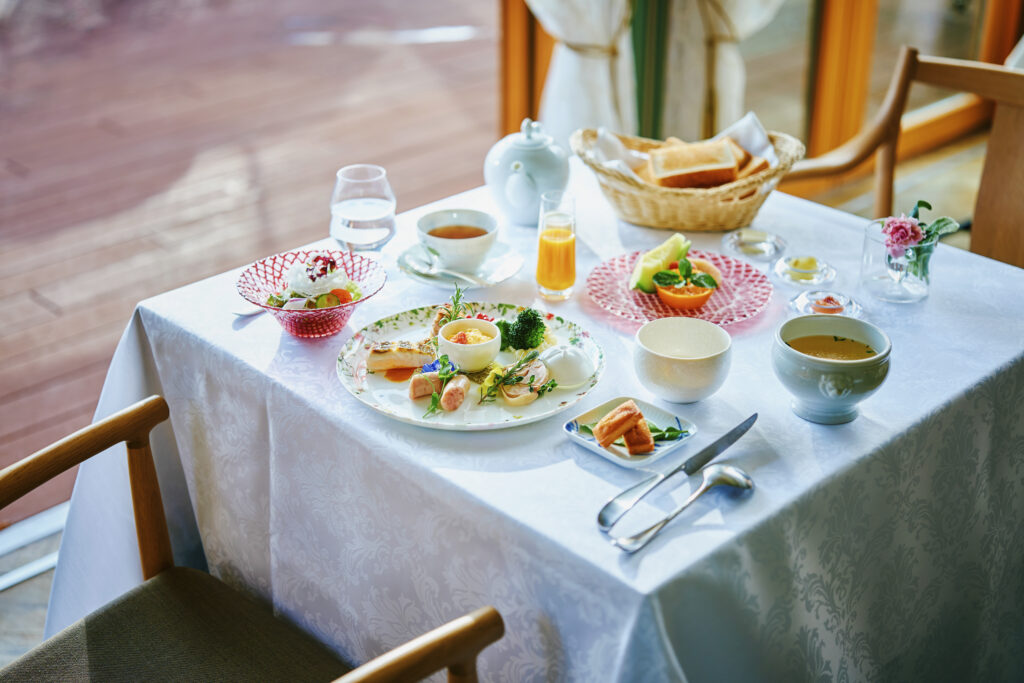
417,209 -> 498,272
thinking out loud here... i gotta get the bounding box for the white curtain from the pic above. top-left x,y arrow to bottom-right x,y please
661,0 -> 784,140
525,0 -> 636,148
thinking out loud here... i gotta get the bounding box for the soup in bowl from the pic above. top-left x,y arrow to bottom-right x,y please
417,209 -> 498,272
772,315 -> 891,424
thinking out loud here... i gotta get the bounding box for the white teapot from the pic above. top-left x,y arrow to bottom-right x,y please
484,118 -> 569,225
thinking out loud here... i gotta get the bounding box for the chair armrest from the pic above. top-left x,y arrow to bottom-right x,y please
0,396 -> 168,509
0,395 -> 174,578
337,606 -> 504,683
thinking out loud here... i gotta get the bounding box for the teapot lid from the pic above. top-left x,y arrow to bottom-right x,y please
511,118 -> 553,149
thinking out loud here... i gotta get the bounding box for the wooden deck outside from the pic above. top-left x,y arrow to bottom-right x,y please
0,0 -> 499,526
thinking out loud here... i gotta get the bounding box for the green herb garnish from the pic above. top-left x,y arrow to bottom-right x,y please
437,284 -> 470,329
652,270 -> 683,287
423,354 -> 459,418
479,351 -> 540,404
652,258 -> 717,290
578,419 -> 689,446
531,379 -> 558,397
689,272 -> 718,289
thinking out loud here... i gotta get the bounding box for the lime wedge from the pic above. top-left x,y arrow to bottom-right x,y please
628,233 -> 691,292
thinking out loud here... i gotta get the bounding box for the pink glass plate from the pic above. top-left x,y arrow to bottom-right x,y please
586,249 -> 773,326
236,249 -> 387,338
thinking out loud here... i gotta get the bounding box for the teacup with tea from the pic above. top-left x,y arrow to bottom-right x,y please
417,209 -> 498,272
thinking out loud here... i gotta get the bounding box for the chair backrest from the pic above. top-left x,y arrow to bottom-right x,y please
0,395 -> 174,579
789,45 -> 1024,268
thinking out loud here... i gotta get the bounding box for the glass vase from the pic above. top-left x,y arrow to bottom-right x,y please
860,220 -> 934,303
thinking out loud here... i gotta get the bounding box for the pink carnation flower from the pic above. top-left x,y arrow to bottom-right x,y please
881,214 -> 924,258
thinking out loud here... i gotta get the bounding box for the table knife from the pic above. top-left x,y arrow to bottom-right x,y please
596,413 -> 757,532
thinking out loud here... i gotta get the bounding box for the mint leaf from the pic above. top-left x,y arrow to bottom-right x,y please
677,258 -> 693,280
690,273 -> 718,289
652,270 -> 682,287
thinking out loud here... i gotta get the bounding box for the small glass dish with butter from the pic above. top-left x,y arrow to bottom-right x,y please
772,255 -> 836,286
722,228 -> 787,261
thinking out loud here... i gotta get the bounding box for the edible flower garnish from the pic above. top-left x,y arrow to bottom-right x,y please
423,354 -> 459,418
421,358 -> 457,374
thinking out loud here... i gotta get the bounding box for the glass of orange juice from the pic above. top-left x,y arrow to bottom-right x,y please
536,190 -> 576,301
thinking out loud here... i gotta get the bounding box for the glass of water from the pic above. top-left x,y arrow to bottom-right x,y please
330,164 -> 396,250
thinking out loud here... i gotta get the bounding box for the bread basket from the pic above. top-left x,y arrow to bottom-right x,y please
570,129 -> 805,231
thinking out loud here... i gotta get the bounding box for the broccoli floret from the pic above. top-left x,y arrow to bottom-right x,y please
507,308 -> 546,349
495,319 -> 512,351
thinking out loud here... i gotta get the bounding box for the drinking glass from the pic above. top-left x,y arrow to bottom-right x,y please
330,164 -> 397,251
536,190 -> 576,301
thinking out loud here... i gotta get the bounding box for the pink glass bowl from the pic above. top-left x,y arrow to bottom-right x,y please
236,249 -> 387,338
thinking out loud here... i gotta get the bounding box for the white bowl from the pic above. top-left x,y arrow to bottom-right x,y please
771,315 -> 891,424
437,318 -> 501,372
634,318 -> 732,403
417,209 -> 498,272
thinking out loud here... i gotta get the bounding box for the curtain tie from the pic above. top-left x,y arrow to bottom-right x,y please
548,3 -> 633,130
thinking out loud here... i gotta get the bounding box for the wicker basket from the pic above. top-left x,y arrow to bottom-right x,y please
570,129 -> 805,231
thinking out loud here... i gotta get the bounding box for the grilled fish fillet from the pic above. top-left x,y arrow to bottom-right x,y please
366,340 -> 434,371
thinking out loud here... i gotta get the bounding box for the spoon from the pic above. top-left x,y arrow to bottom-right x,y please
409,248 -> 490,288
608,464 -> 754,554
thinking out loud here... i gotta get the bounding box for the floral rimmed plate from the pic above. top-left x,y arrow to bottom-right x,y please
564,397 -> 697,469
337,303 -> 605,431
586,249 -> 773,326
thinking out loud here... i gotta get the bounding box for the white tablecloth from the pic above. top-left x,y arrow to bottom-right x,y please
48,167 -> 1024,681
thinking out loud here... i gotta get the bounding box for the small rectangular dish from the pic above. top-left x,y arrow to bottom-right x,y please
564,397 -> 697,469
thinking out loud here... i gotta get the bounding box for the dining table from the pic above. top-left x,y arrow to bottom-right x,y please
46,162 -> 1024,682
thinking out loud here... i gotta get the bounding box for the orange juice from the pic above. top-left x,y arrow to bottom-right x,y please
537,221 -> 576,292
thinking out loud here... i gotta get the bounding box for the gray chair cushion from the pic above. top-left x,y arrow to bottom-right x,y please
1,567 -> 352,682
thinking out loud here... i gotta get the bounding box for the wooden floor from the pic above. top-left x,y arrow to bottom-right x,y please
0,0 -> 499,526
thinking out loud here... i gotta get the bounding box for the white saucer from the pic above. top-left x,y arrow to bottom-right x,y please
398,243 -> 523,289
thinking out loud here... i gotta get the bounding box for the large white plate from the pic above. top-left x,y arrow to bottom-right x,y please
337,302 -> 605,430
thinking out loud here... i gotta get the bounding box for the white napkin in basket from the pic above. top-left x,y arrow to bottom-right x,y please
589,112 -> 777,181
711,111 -> 778,167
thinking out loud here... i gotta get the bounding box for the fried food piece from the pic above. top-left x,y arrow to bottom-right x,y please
593,400 -> 644,448
623,419 -> 655,455
367,340 -> 434,372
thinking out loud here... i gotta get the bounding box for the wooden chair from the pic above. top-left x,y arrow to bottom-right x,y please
0,396 -> 504,682
787,45 -> 1024,269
